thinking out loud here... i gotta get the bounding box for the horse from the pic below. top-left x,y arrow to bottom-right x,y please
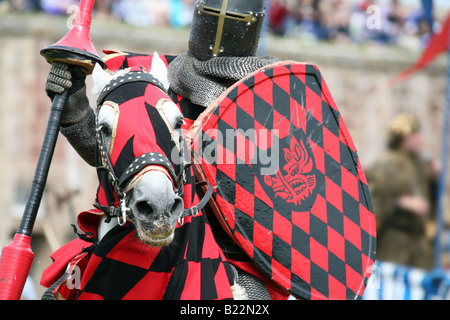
41,53 -> 255,300
92,53 -> 187,247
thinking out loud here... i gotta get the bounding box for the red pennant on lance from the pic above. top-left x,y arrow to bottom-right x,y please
188,62 -> 377,300
388,13 -> 450,87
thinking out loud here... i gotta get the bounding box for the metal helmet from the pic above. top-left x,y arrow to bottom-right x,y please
188,0 -> 266,61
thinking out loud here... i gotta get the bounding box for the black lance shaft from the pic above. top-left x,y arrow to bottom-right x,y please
0,91 -> 68,300
17,90 -> 69,237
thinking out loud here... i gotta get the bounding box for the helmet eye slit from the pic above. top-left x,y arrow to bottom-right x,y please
200,4 -> 253,22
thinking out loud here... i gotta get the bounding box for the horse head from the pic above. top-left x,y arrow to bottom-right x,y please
92,53 -> 189,247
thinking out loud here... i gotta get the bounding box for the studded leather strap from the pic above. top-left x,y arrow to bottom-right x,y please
118,152 -> 178,190
97,71 -> 166,108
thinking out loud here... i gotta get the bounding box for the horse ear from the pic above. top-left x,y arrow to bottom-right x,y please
91,62 -> 114,95
150,52 -> 169,91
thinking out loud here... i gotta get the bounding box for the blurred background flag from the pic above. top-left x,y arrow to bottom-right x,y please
388,11 -> 449,86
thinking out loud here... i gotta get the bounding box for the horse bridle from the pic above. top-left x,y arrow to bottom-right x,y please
93,70 -> 213,227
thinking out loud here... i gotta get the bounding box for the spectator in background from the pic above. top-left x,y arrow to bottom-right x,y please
366,113 -> 439,270
169,0 -> 194,29
112,0 -> 154,26
329,0 -> 351,42
349,0 -> 372,43
95,0 -> 114,19
110,0 -> 170,27
7,0 -> 41,11
403,8 -> 433,49
41,0 -> 78,15
315,0 -> 350,42
269,0 -> 291,35
297,0 -> 324,40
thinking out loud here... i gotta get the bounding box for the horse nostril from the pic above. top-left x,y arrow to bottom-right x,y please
136,201 -> 155,217
171,198 -> 184,216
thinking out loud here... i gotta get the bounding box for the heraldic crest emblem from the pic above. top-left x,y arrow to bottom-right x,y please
264,134 -> 317,209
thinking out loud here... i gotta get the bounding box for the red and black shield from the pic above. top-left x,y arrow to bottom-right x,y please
188,62 -> 377,300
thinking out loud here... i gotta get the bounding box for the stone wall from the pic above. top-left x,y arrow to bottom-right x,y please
0,13 -> 448,298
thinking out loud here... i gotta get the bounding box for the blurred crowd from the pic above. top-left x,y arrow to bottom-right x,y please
0,0 -> 195,28
0,0 -> 438,48
267,0 -> 434,47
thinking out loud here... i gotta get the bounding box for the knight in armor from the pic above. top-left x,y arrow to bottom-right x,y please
45,0 -> 286,299
47,0 -> 277,166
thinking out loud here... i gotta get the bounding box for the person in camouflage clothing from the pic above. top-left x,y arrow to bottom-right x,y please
366,113 -> 438,270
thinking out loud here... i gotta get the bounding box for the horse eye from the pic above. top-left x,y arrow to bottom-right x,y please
100,125 -> 112,137
175,119 -> 185,130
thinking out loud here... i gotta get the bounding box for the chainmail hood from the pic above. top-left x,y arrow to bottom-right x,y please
168,52 -> 279,108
